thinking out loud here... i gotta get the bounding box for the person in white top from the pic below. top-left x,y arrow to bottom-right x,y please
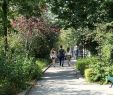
74,45 -> 77,59
50,48 -> 57,67
66,47 -> 72,66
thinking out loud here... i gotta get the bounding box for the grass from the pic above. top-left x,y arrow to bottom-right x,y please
36,59 -> 48,69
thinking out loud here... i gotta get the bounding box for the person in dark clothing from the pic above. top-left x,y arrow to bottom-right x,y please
58,45 -> 65,67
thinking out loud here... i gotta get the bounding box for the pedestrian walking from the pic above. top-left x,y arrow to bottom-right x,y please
66,47 -> 72,66
50,48 -> 57,67
58,45 -> 65,67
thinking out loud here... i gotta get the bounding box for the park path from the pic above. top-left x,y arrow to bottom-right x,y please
28,60 -> 113,95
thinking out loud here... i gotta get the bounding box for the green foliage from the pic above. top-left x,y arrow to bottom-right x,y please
47,0 -> 112,29
0,53 -> 26,95
23,58 -> 43,80
0,0 -> 58,94
100,33 -> 113,62
77,57 -> 111,83
0,34 -> 47,95
11,16 -> 60,59
36,59 -> 48,69
83,32 -> 113,83
89,61 -> 110,83
30,32 -> 57,58
6,0 -> 46,18
58,28 -> 77,48
0,54 -> 45,95
76,57 -> 98,75
76,59 -> 89,75
101,44 -> 111,62
85,68 -> 94,82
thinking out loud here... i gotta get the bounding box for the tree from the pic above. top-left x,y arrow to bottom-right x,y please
11,16 -> 60,58
2,0 -> 9,54
1,0 -> 46,55
47,0 -> 113,29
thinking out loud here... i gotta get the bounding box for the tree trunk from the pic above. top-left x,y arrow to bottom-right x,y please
2,0 -> 8,54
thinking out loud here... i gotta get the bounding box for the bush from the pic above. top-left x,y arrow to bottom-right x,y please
36,59 -> 47,69
83,33 -> 113,83
76,57 -> 98,75
0,53 -> 45,95
76,59 -> 89,75
85,68 -> 94,82
0,26 -> 57,94
23,58 -> 43,80
87,60 -> 113,83
0,53 -> 27,95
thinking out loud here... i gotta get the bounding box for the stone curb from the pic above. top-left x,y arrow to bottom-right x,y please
18,79 -> 37,95
25,80 -> 37,95
18,64 -> 52,95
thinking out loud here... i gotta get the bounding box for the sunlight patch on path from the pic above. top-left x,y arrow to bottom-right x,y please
29,62 -> 113,95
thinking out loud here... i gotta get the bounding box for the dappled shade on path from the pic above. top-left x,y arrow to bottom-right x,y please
29,63 -> 113,95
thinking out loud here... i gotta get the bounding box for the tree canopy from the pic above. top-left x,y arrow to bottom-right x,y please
48,0 -> 113,29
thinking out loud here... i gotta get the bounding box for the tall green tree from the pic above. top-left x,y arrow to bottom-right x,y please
47,0 -> 113,29
1,0 -> 46,55
2,0 -> 9,53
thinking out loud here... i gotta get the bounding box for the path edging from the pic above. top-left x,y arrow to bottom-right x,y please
18,79 -> 37,95
18,64 -> 53,95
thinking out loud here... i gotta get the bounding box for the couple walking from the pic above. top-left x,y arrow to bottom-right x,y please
50,45 -> 72,67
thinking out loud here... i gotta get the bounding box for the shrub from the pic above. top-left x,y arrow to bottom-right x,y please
76,59 -> 89,75
84,33 -> 113,83
76,57 -> 98,75
0,54 -> 26,95
27,63 -> 42,80
88,60 -> 113,83
23,58 -> 44,81
85,68 -> 94,82
36,59 -> 47,69
85,68 -> 102,82
0,53 -> 45,95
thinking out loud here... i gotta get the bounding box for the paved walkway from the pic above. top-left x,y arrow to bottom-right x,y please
29,60 -> 113,95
